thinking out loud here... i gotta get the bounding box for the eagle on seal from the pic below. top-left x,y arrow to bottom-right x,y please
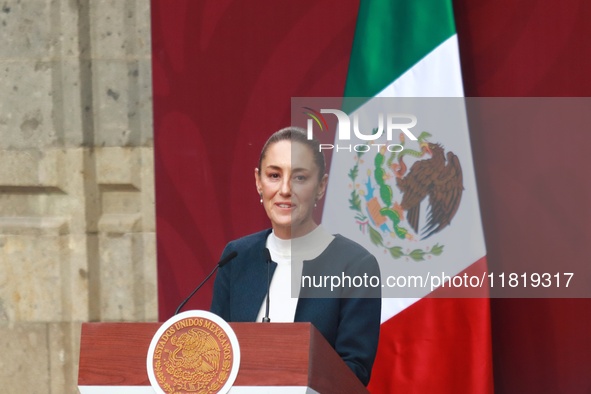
395,142 -> 463,239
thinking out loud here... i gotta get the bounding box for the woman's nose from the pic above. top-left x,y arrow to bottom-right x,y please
279,177 -> 291,195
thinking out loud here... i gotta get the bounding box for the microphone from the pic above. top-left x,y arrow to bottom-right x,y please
174,251 -> 238,315
262,248 -> 272,323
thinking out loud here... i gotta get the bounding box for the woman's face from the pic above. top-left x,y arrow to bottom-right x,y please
255,140 -> 327,240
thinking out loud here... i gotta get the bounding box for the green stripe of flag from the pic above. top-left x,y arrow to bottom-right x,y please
344,0 -> 457,99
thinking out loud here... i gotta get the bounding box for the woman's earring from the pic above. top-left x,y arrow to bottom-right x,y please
259,193 -> 263,205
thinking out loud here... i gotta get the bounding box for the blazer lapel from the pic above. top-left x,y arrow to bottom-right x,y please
232,230 -> 277,322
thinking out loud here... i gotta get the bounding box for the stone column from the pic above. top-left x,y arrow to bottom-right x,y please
0,0 -> 156,392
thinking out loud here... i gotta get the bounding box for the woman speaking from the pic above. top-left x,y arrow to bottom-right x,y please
210,127 -> 381,386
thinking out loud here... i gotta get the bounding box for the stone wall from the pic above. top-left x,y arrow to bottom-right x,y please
0,0 -> 157,392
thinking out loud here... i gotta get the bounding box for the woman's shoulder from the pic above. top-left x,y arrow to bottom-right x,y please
327,234 -> 380,272
225,228 -> 271,251
218,229 -> 272,268
331,234 -> 374,256
313,234 -> 380,273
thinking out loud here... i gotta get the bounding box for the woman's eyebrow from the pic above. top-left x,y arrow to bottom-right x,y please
292,166 -> 312,173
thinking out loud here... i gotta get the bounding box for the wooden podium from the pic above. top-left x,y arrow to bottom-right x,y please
78,322 -> 369,393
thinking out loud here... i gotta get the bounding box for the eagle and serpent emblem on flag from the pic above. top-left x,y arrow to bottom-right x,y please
347,131 -> 464,262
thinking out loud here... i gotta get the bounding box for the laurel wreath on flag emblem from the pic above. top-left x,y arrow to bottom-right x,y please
348,131 -> 464,262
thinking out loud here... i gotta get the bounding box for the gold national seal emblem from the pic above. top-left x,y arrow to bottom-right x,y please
147,310 -> 241,394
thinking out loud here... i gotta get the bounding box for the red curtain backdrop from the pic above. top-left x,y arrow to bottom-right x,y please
151,1 -> 591,393
151,0 -> 358,318
454,1 -> 591,392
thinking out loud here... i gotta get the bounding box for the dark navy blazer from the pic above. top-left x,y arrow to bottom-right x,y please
210,229 -> 381,386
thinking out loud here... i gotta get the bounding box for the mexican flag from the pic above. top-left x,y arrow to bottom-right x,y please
320,0 -> 494,392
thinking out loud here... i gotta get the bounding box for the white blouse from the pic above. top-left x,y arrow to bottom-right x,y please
256,225 -> 335,323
